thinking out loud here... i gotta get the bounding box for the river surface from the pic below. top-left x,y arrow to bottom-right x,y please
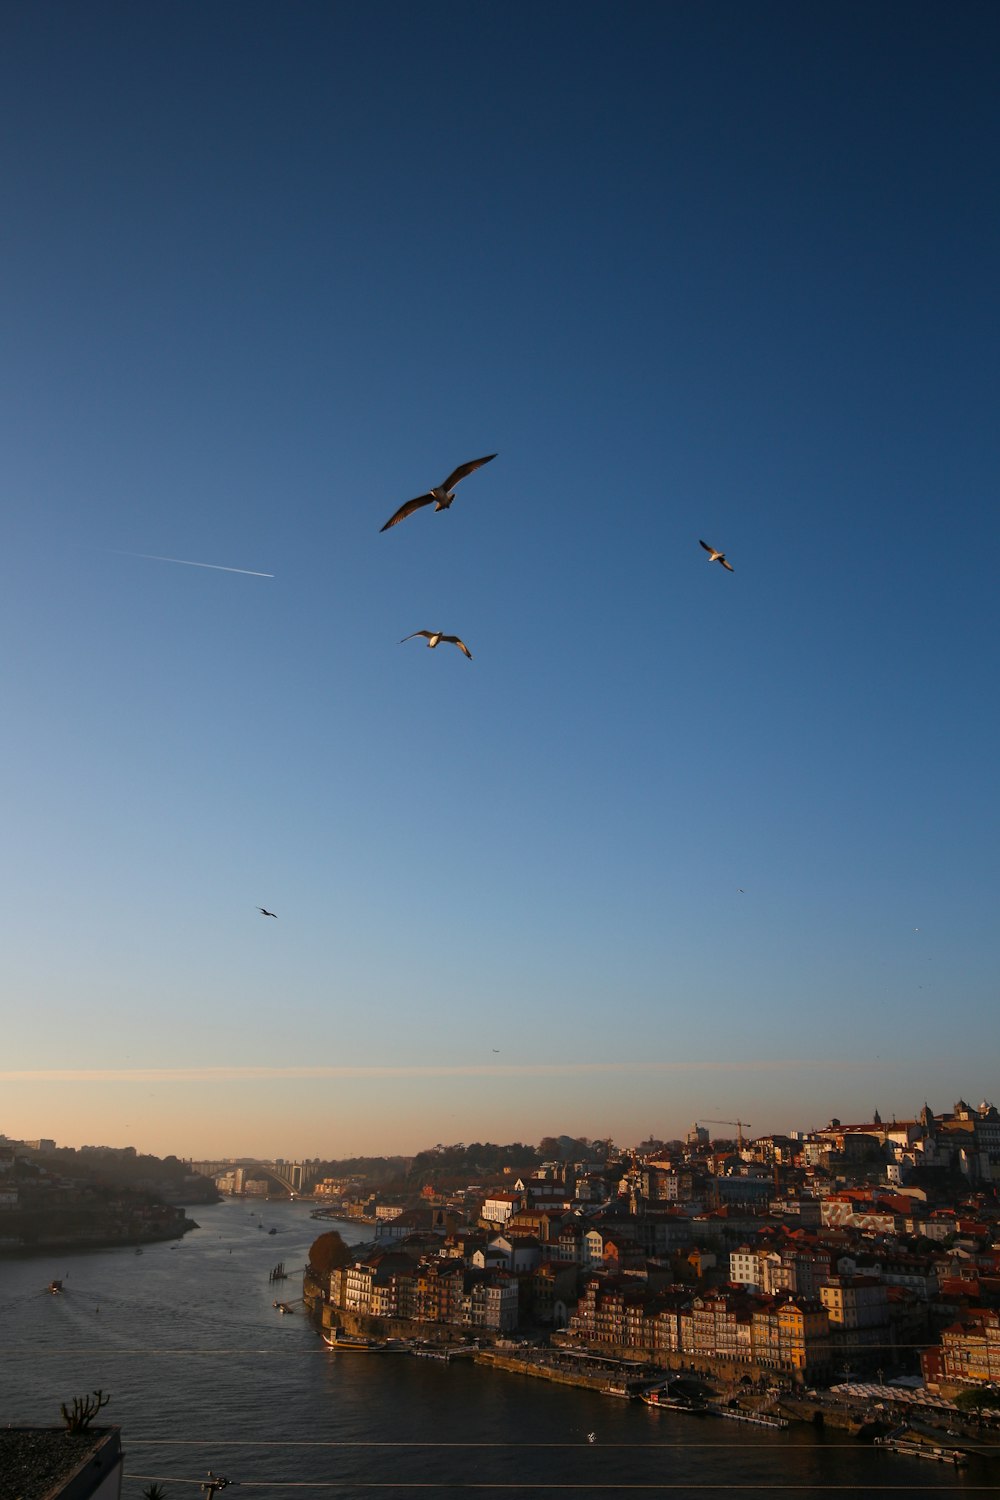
0,1199 -> 986,1496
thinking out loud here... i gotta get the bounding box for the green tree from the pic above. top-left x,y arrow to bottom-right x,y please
955,1388 -> 998,1413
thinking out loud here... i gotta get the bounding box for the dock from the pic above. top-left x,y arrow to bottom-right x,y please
875,1431 -> 966,1466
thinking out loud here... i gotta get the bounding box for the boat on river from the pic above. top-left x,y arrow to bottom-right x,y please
323,1331 -> 398,1351
643,1388 -> 707,1415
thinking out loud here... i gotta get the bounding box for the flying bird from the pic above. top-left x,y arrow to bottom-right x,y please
258,908 -> 278,919
400,631 -> 473,659
700,540 -> 734,572
379,455 -> 496,531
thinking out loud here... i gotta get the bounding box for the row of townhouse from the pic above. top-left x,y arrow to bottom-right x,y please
731,1246 -> 894,1354
922,1310 -> 1000,1386
567,1282 -> 834,1377
730,1244 -> 834,1295
479,1202 -> 652,1267
731,1236 -> 993,1304
329,1251 -> 520,1331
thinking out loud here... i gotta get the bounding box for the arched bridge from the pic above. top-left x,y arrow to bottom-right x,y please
267,1161 -> 321,1193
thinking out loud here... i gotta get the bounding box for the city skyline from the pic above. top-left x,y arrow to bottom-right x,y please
6,1072 -> 995,1162
2,3 -> 997,1160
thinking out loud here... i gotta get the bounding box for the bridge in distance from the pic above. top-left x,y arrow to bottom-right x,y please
188,1158 -> 321,1194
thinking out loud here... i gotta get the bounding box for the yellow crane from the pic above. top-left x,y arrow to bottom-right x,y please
702,1118 -> 752,1150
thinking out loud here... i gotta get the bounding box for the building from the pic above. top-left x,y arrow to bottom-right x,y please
479,1192 -> 521,1228
0,1427 -> 123,1500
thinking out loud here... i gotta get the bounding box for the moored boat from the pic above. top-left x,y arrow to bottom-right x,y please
643,1388 -> 707,1415
323,1331 -> 392,1351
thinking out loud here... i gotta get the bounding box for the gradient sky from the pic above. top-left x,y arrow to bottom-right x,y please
2,1 -> 997,1160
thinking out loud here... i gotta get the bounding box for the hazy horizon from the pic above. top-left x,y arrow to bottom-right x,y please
6,1060 -> 990,1162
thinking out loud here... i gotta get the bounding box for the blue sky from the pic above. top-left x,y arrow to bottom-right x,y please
1,2 -> 997,1158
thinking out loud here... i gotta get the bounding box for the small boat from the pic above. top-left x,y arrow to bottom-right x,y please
134,1248 -> 143,1255
643,1389 -> 706,1414
323,1331 -> 393,1351
268,1227 -> 278,1235
48,1280 -> 63,1294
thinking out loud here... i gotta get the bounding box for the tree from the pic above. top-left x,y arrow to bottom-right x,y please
955,1388 -> 999,1413
308,1231 -> 352,1277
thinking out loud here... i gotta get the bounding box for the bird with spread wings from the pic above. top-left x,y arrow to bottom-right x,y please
400,631 -> 473,659
699,539 -> 734,572
379,455 -> 496,531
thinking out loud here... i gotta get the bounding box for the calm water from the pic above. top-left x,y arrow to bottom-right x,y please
0,1200 -> 984,1496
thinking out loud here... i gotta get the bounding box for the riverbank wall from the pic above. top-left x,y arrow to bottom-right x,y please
474,1350 -> 613,1392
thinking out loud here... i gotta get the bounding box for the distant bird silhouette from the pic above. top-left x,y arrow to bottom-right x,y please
400,631 -> 473,659
258,907 -> 278,918
700,539 -> 734,572
379,455 -> 496,531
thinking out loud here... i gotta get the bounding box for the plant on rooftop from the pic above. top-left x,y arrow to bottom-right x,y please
143,1485 -> 168,1499
60,1389 -> 111,1432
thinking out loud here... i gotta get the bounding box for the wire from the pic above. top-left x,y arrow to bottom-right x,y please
123,1481 -> 1000,1492
123,1440 -> 1000,1450
22,1349 -> 354,1360
0,1350 -> 971,1362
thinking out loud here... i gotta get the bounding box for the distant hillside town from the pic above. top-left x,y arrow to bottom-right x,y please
296,1101 -> 1000,1404
0,1137 -> 217,1252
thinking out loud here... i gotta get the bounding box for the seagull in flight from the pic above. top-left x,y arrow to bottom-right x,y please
258,907 -> 278,919
700,539 -> 734,572
400,631 -> 473,659
379,455 -> 496,532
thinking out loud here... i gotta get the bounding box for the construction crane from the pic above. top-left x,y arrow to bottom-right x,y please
702,1118 -> 752,1150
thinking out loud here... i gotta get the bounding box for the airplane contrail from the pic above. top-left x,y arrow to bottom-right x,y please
111,550 -> 274,578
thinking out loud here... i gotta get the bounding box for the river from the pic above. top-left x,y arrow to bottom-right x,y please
0,1199 -> 985,1496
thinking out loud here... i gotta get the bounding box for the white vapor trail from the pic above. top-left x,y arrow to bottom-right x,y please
115,551 -> 274,578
